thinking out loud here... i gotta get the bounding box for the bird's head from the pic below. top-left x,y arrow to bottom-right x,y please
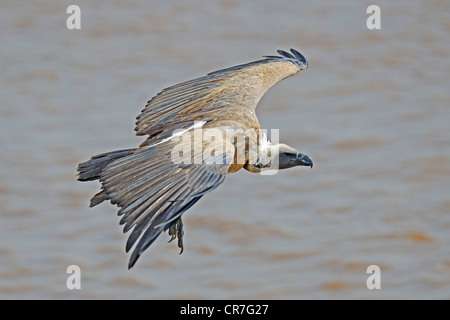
277,144 -> 313,169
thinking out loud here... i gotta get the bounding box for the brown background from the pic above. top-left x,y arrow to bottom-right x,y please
0,0 -> 449,299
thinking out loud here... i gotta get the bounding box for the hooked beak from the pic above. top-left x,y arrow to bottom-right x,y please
297,153 -> 313,168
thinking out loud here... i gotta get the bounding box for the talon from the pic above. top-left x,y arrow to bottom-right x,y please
168,223 -> 177,243
168,217 -> 185,253
177,218 -> 184,254
168,234 -> 176,243
178,236 -> 184,254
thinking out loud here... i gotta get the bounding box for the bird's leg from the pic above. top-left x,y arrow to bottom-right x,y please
177,218 -> 184,254
168,217 -> 184,254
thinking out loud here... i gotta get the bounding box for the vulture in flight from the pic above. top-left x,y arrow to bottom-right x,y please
77,49 -> 313,268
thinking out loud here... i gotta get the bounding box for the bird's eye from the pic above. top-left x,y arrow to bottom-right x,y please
283,152 -> 296,157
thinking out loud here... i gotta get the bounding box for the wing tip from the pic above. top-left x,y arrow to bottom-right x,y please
128,256 -> 138,269
268,48 -> 308,69
127,243 -> 140,269
290,48 -> 308,65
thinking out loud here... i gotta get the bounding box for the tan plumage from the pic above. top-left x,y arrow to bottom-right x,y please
77,49 -> 312,268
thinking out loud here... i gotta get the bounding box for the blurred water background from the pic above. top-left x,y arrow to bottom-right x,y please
0,0 -> 449,299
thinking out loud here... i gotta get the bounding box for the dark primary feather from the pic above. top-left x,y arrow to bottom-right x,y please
277,49 -> 296,59
290,48 -> 308,65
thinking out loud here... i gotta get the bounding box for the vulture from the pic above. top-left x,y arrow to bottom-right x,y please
77,49 -> 313,268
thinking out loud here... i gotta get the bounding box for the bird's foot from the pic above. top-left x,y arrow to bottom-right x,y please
168,217 -> 184,254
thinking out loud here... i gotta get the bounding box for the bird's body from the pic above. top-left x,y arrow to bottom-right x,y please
77,49 -> 313,268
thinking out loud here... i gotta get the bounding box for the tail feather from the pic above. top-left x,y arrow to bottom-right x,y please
77,149 -> 135,207
77,149 -> 134,182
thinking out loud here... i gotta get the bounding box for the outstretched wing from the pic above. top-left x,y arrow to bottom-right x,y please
135,49 -> 308,138
94,131 -> 234,268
